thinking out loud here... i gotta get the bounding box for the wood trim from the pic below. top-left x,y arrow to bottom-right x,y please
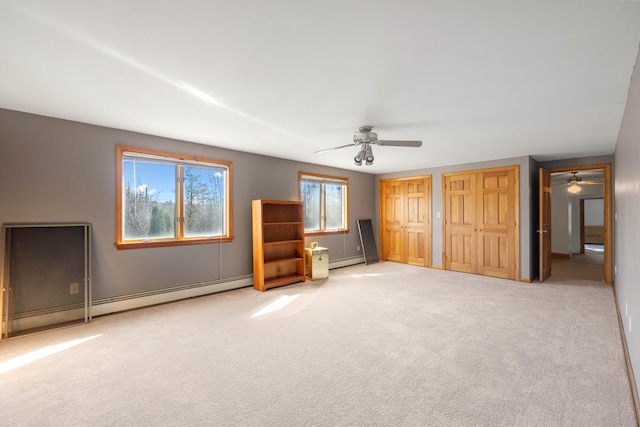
613,285 -> 640,426
441,175 -> 447,269
177,165 -> 185,240
517,277 -> 532,284
227,161 -> 234,244
298,171 -> 350,234
603,164 -> 613,284
118,144 -> 234,167
580,199 -> 585,254
539,168 -> 552,281
548,163 -> 612,284
551,252 -> 571,259
425,176 -> 433,268
514,165 -> 521,281
115,145 -> 124,247
115,144 -> 234,249
304,230 -> 350,237
116,237 -> 232,250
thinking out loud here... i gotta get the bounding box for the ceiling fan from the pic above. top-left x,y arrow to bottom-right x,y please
315,126 -> 422,166
566,171 -> 601,194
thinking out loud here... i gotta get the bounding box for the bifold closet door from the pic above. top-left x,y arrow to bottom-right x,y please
381,180 -> 404,263
443,173 -> 477,273
380,176 -> 431,267
444,167 -> 518,280
477,169 -> 517,279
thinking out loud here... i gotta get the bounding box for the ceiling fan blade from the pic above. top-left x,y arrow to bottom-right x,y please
315,143 -> 359,154
564,181 -> 602,186
377,140 -> 422,147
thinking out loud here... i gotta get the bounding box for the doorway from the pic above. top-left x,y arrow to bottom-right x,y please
538,163 -> 612,284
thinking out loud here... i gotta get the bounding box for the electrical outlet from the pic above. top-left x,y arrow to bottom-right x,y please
69,283 -> 79,295
357,245 -> 361,252
615,265 -> 618,275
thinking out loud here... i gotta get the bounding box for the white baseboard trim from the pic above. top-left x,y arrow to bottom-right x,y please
92,258 -> 363,317
328,256 -> 365,269
91,275 -> 254,318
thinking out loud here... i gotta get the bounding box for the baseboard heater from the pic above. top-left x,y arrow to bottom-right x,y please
91,256 -> 364,317
3,256 -> 365,335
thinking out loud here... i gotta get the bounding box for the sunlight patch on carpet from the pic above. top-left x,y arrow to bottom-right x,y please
251,295 -> 300,318
0,335 -> 101,374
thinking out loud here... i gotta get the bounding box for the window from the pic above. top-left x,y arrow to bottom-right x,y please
298,172 -> 348,235
116,145 -> 233,249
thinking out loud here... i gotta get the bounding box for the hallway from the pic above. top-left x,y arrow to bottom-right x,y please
551,244 -> 605,282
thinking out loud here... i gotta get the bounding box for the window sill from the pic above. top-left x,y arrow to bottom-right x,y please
116,236 -> 232,250
304,229 -> 349,237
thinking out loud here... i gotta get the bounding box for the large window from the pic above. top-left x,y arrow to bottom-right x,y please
116,145 -> 233,249
299,172 -> 348,235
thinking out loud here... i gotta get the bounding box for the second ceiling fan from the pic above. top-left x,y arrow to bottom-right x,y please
315,126 -> 422,166
566,171 -> 602,194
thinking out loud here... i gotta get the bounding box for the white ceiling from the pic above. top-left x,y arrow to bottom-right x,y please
1,1 -> 639,174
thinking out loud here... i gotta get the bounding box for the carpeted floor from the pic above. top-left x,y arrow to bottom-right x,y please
0,262 -> 636,426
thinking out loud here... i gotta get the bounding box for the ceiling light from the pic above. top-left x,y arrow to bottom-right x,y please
567,182 -> 581,194
365,144 -> 374,166
354,149 -> 365,166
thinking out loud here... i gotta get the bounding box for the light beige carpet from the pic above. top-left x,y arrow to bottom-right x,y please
0,262 -> 635,426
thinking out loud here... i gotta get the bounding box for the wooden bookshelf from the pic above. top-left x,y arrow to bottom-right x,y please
252,200 -> 305,291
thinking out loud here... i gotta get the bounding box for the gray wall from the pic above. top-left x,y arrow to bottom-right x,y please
0,108 -> 375,302
376,156 -> 533,280
614,46 -> 640,394
550,184 -> 604,255
585,199 -> 604,226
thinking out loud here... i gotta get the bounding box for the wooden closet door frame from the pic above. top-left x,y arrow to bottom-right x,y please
379,175 -> 432,267
442,165 -> 520,281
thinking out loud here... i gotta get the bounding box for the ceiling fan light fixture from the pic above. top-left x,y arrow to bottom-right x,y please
567,182 -> 582,194
365,145 -> 374,165
315,125 -> 422,165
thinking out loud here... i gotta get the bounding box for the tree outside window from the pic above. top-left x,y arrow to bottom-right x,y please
116,145 -> 233,249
